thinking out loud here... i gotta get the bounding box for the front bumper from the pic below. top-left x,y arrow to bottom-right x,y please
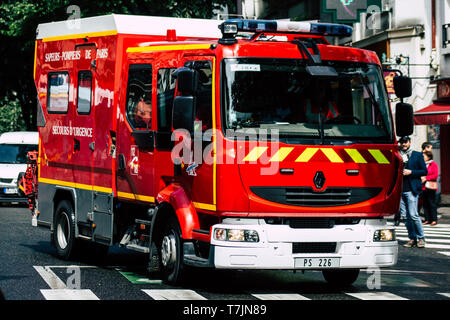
207,218 -> 397,270
0,184 -> 27,203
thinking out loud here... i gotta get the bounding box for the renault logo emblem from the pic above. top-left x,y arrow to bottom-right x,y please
314,171 -> 326,189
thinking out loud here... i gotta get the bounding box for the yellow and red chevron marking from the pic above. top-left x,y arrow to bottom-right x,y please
242,147 -> 391,164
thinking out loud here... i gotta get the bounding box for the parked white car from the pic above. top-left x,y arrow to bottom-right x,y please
0,131 -> 38,203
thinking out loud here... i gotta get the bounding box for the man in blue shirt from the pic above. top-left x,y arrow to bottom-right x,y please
398,136 -> 428,248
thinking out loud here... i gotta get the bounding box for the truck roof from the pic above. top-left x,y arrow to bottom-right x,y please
0,131 -> 38,145
36,14 -> 223,41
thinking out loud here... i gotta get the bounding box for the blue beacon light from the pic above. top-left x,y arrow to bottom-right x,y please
218,19 -> 353,42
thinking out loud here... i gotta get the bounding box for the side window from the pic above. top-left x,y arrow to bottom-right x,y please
77,71 -> 92,115
157,68 -> 176,132
185,61 -> 213,131
48,72 -> 69,113
126,64 -> 152,129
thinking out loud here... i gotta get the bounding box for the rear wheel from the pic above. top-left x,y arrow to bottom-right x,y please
322,269 -> 360,287
54,200 -> 78,260
158,217 -> 184,285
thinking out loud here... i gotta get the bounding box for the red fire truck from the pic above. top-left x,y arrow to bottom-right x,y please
30,14 -> 413,285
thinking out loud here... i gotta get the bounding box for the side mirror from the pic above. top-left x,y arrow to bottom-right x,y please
395,102 -> 414,137
173,67 -> 198,94
172,96 -> 196,133
393,76 -> 412,98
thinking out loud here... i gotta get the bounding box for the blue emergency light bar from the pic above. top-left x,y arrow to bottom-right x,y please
219,19 -> 353,39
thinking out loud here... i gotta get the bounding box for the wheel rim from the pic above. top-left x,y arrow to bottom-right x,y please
56,211 -> 70,250
161,232 -> 177,268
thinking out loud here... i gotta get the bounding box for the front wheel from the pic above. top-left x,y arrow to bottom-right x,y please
322,269 -> 360,287
158,217 -> 184,285
54,200 -> 78,260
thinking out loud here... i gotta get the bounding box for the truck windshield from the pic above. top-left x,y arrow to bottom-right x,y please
0,144 -> 37,164
222,58 -> 393,143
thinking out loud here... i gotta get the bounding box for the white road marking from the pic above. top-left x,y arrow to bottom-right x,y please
395,229 -> 450,236
378,269 -> 448,275
437,251 -> 450,257
40,289 -> 99,300
389,223 -> 450,229
437,293 -> 450,299
251,293 -> 310,300
397,236 -> 450,244
33,266 -> 67,289
421,243 -> 450,250
142,289 -> 207,300
346,292 -> 408,300
42,265 -> 97,268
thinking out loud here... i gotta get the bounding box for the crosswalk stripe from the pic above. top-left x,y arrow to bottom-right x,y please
423,223 -> 450,229
40,289 -> 99,300
389,223 -> 450,229
437,251 -> 450,257
421,243 -> 450,249
395,226 -> 450,231
142,289 -> 207,300
437,293 -> 450,298
396,233 -> 450,239
396,236 -> 450,244
345,292 -> 408,300
395,230 -> 450,236
251,293 -> 310,300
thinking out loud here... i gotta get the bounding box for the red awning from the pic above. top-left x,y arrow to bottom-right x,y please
414,102 -> 450,125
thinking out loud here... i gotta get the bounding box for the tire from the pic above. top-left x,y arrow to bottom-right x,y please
322,269 -> 360,287
54,200 -> 78,260
158,217 -> 184,285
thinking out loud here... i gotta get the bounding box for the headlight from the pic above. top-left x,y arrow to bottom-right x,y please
373,229 -> 396,242
213,228 -> 259,242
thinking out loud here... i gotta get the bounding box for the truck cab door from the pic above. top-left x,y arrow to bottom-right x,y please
179,57 -> 216,211
116,59 -> 156,205
71,44 -> 96,225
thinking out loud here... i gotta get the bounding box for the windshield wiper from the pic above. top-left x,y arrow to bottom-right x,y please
234,119 -> 262,128
341,71 -> 379,110
358,73 -> 379,110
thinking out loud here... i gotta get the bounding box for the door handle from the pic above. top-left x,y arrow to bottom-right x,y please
74,138 -> 80,152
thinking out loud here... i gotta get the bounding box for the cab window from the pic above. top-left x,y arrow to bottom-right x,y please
185,61 -> 213,132
126,64 -> 152,129
157,68 -> 176,132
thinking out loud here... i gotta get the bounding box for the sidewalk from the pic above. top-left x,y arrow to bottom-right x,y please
438,206 -> 450,219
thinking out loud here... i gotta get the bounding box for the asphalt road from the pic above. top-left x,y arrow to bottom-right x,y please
1,205 -> 450,305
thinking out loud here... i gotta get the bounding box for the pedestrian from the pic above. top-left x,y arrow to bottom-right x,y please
418,141 -> 433,216
421,150 -> 439,225
421,141 -> 433,153
398,136 -> 428,248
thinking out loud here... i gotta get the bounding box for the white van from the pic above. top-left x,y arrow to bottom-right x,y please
0,131 -> 38,203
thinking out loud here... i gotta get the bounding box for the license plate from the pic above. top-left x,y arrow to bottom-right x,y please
3,188 -> 17,194
295,257 -> 340,269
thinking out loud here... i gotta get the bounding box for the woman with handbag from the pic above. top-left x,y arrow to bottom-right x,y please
421,151 -> 439,225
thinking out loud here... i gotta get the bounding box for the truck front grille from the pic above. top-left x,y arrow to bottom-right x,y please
265,217 -> 361,228
250,186 -> 382,207
292,242 -> 337,254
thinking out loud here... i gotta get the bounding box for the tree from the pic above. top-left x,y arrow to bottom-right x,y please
0,0 -> 235,132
